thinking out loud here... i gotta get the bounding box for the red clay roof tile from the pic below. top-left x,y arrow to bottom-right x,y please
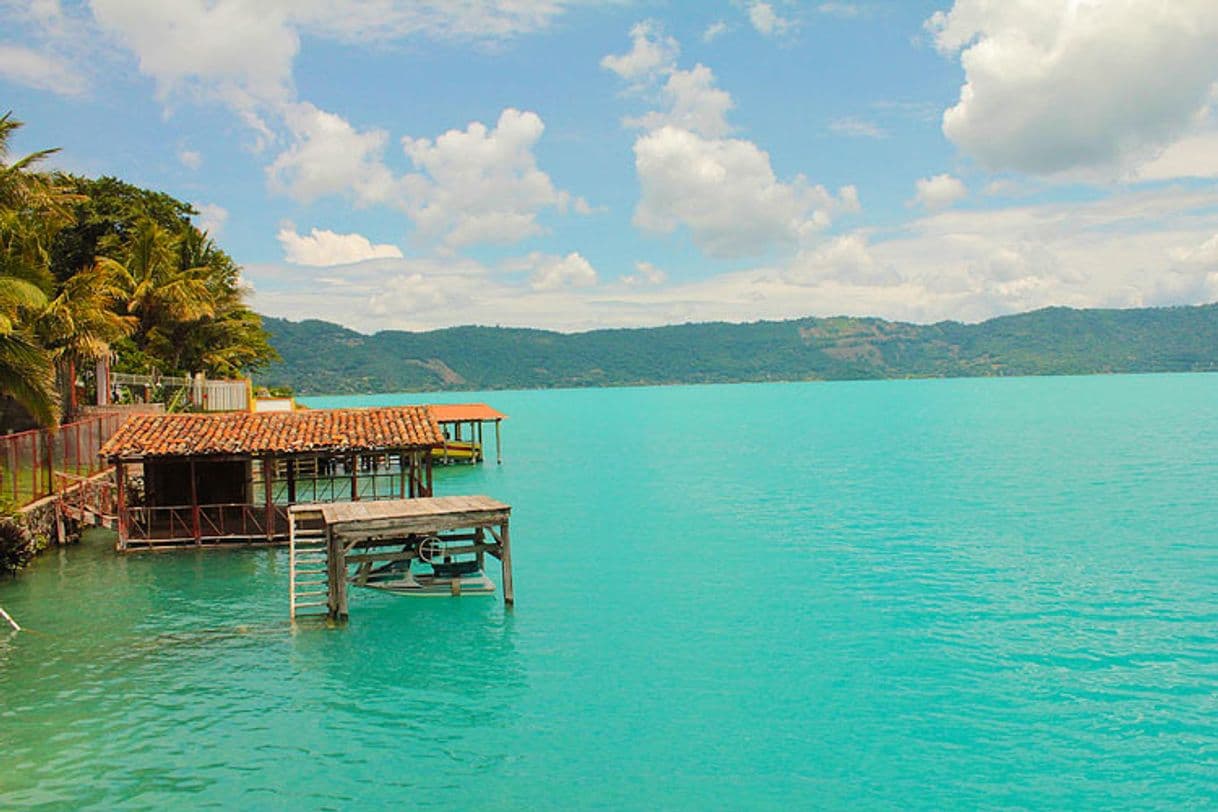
100,406 -> 443,459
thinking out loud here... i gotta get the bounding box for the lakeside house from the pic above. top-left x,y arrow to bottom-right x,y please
98,406 -> 443,550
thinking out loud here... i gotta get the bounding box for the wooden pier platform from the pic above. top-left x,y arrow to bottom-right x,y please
288,496 -> 513,622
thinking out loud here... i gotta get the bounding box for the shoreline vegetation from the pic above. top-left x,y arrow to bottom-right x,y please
258,303 -> 1218,395
1,112 -> 275,571
0,112 -> 276,433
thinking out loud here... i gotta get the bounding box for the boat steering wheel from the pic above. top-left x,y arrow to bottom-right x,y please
417,536 -> 444,563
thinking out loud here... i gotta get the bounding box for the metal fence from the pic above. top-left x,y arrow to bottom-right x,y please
0,412 -> 127,507
107,372 -> 250,412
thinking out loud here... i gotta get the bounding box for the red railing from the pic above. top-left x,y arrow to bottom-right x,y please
123,503 -> 291,543
55,471 -> 118,523
0,412 -> 127,506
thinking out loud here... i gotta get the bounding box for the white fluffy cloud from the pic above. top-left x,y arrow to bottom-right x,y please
0,44 -> 86,96
267,102 -> 397,206
91,0 -> 298,111
912,174 -> 967,210
246,188 -> 1218,332
600,20 -> 678,82
265,104 -> 584,248
606,25 -> 859,259
278,226 -> 404,266
400,108 -> 587,248
523,252 -> 599,291
787,233 -> 893,286
1134,133 -> 1218,181
748,2 -> 791,37
623,261 -> 667,286
625,64 -> 734,138
928,0 -> 1218,175
66,0 -> 593,259
88,0 -> 579,108
633,126 -> 859,258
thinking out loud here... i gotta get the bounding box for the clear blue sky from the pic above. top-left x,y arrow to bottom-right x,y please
4,1 -> 1218,332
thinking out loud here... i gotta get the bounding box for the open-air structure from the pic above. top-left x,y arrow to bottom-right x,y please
98,406 -> 443,550
430,403 -> 507,464
288,496 -> 513,620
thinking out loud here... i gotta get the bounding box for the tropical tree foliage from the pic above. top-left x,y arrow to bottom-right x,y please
0,111 -> 277,427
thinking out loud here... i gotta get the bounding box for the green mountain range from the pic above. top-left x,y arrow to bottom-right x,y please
256,304 -> 1218,395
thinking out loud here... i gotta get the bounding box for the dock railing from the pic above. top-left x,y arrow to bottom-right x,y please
1,412 -> 126,507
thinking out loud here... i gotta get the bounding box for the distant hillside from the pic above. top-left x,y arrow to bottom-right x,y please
255,304 -> 1218,395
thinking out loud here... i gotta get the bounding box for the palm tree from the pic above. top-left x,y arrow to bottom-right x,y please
0,112 -> 73,426
0,276 -> 57,426
170,226 -> 278,377
99,219 -> 215,372
0,113 -> 78,293
39,262 -> 135,417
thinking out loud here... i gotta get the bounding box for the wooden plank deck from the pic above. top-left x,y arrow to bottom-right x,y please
307,496 -> 510,539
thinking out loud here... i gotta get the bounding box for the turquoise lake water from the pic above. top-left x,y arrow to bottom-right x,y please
2,374 -> 1218,809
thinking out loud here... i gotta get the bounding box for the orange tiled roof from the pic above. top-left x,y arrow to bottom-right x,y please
427,403 -> 507,423
100,406 -> 443,460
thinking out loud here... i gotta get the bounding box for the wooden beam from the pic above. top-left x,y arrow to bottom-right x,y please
495,420 -> 502,465
114,462 -> 127,550
500,518 -> 514,606
327,526 -> 348,621
264,455 -> 275,541
398,450 -> 407,499
189,457 -> 201,544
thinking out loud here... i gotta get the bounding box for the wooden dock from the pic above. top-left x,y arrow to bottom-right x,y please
288,496 -> 513,622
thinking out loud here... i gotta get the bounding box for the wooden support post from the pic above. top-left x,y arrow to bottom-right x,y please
500,518 -> 514,607
115,462 -> 127,550
495,420 -> 502,465
399,450 -> 407,498
425,453 -> 433,496
189,458 -> 201,543
476,422 -> 483,463
287,458 -> 296,504
475,526 -> 485,570
45,431 -> 55,495
7,441 -> 15,502
350,454 -> 359,501
327,527 -> 348,621
264,455 -> 275,541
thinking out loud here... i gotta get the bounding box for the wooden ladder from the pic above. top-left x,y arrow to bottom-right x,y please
289,508 -> 330,620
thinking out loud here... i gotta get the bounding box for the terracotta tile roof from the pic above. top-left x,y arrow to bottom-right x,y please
427,403 -> 507,422
100,406 -> 443,460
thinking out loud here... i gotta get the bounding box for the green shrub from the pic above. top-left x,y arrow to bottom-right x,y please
0,516 -> 35,576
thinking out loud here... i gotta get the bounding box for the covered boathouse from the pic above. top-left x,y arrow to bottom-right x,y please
429,403 -> 507,464
99,406 -> 443,551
